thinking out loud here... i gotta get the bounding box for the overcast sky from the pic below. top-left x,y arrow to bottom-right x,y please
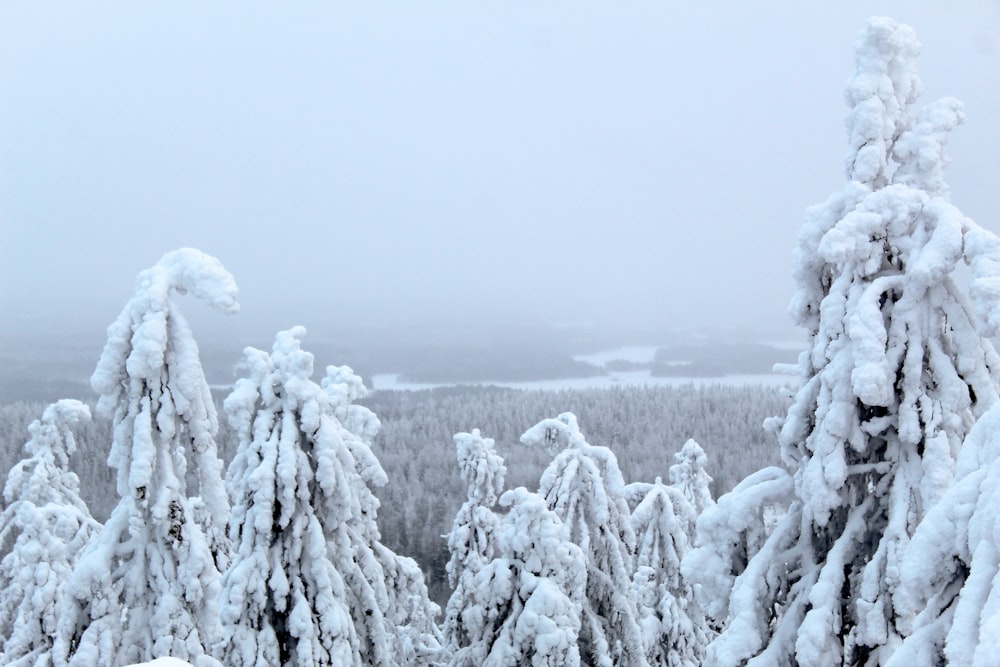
2,2 -> 998,344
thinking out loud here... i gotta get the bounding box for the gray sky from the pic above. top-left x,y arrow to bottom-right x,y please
2,2 -> 998,343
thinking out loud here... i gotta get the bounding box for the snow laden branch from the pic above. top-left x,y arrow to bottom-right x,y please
452,487 -> 586,666
700,17 -> 1000,666
219,327 -> 442,667
443,430 -> 506,656
0,400 -> 100,666
669,439 -> 715,517
630,477 -> 708,666
91,247 -> 238,565
56,249 -> 238,667
522,412 -> 649,667
888,404 -> 1000,665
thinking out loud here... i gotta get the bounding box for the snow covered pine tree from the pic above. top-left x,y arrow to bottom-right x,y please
219,327 -> 442,667
0,400 -> 100,666
522,413 -> 649,667
56,248 -> 239,667
443,429 -> 507,656
697,18 -> 1000,666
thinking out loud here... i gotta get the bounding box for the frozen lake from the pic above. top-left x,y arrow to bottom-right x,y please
369,369 -> 793,392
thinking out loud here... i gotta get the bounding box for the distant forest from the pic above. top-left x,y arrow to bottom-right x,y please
0,382 -> 787,605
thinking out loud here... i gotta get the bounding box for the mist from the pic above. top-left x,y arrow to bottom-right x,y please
2,2 -> 999,376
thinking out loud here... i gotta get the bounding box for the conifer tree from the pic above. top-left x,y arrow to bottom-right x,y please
56,248 -> 238,667
453,487 -> 585,667
699,18 -> 1000,666
629,478 -> 707,667
668,439 -> 714,516
0,400 -> 99,666
682,466 -> 794,633
321,364 -> 444,663
444,429 -> 506,654
522,413 -> 648,667
219,327 -> 442,666
889,402 -> 1000,666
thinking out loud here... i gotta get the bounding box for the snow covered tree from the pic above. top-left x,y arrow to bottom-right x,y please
700,18 -> 1000,666
452,487 -> 585,667
629,478 -> 708,667
444,429 -> 507,654
668,438 -> 714,516
0,400 -> 100,666
219,327 -> 442,667
522,413 -> 648,667
888,402 -> 1000,666
55,248 -> 238,667
682,466 -> 794,633
321,364 -> 444,663
322,364 -> 381,446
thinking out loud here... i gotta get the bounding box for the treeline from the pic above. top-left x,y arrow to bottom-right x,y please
363,383 -> 788,603
0,382 -> 788,606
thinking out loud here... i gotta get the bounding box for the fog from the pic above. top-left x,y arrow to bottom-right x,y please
2,3 -> 999,353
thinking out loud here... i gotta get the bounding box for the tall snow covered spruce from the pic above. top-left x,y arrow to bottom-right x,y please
522,413 -> 649,667
451,487 -> 586,667
443,429 -> 507,655
694,18 -> 1000,666
668,439 -> 714,517
0,400 -> 100,666
322,364 -> 444,664
628,478 -> 708,667
218,327 -> 442,667
55,249 -> 238,667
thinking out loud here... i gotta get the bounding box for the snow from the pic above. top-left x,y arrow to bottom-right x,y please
572,345 -> 661,366
697,17 -> 1000,665
669,439 -> 714,516
524,413 -> 649,667
220,326 -> 443,666
455,487 -> 586,666
58,249 -> 235,667
0,400 -> 101,666
888,404 -> 1000,665
444,429 -> 507,655
370,370 -> 790,392
5,18 -> 998,665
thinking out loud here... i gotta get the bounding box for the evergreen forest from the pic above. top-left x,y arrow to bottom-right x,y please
3,16 -> 1000,667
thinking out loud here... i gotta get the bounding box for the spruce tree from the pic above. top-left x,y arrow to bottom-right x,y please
668,439 -> 714,517
629,478 -> 707,667
889,403 -> 1000,666
453,487 -> 585,666
700,18 -> 1000,666
56,248 -> 238,667
0,400 -> 99,666
443,429 -> 506,655
522,413 -> 648,667
219,327 -> 442,666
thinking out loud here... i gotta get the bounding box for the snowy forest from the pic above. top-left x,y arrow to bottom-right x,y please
4,16 -> 1000,667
